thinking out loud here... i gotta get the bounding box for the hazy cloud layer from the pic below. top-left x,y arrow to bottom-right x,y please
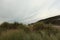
0,0 -> 60,24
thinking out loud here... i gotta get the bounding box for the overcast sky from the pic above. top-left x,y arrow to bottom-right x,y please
0,0 -> 60,24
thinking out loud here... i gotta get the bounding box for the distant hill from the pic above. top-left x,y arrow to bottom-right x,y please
36,15 -> 60,25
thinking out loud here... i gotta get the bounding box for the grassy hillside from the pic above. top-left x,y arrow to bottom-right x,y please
37,15 -> 60,25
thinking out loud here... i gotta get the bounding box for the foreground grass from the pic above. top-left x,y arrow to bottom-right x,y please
0,29 -> 60,40
0,22 -> 60,40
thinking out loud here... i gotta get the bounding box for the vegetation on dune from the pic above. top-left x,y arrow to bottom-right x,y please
37,15 -> 60,25
0,21 -> 60,40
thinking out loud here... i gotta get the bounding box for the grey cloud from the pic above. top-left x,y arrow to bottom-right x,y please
0,0 -> 60,24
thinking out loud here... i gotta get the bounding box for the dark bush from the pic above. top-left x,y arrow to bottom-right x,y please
33,22 -> 46,31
